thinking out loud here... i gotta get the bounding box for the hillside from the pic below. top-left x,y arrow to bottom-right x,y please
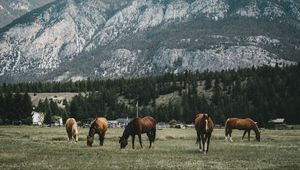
0,0 -> 299,82
0,0 -> 55,28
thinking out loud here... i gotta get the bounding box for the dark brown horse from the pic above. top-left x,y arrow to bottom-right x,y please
87,117 -> 108,147
119,116 -> 156,149
225,118 -> 260,142
195,113 -> 214,154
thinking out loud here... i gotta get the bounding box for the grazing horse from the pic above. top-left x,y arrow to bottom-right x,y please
225,118 -> 260,142
87,117 -> 108,147
119,116 -> 156,149
195,113 -> 214,154
65,118 -> 79,143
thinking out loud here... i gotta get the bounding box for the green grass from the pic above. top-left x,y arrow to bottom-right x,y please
0,126 -> 299,169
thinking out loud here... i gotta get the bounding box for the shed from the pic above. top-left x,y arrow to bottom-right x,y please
268,118 -> 287,129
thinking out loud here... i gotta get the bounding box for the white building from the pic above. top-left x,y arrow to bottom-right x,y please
32,111 -> 44,126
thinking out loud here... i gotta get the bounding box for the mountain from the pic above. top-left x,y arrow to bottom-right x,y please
0,0 -> 55,28
0,0 -> 300,83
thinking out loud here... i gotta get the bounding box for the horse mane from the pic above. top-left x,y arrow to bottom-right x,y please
88,119 -> 98,137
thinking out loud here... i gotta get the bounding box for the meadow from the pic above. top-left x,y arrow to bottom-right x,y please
0,126 -> 299,170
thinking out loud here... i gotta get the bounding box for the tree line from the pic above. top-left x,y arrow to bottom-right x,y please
1,63 -> 300,126
0,92 -> 32,124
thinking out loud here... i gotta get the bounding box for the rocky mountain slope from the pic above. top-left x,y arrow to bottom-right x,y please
0,0 -> 55,28
0,0 -> 299,82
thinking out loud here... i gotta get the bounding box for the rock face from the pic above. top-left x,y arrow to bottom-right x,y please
0,0 -> 299,82
0,0 -> 55,28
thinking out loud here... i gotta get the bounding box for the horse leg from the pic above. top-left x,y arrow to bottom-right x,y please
203,134 -> 208,153
248,130 -> 250,141
138,134 -> 143,148
198,132 -> 202,151
242,130 -> 247,141
206,133 -> 211,153
147,132 -> 152,148
132,135 -> 135,149
200,134 -> 205,152
99,133 -> 104,146
67,130 -> 72,143
229,130 -> 233,142
225,128 -> 228,141
196,131 -> 200,144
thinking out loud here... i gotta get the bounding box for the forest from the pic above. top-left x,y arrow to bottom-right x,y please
0,63 -> 299,126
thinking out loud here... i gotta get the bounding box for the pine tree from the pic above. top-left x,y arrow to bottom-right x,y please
44,109 -> 52,126
21,92 -> 33,120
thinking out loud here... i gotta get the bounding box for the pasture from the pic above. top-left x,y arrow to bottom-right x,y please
0,126 -> 299,169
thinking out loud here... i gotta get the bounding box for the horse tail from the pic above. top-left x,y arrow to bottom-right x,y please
225,118 -> 230,136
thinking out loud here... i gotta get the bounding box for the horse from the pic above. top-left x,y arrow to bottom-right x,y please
65,118 -> 79,143
195,113 -> 214,154
87,117 -> 108,147
119,116 -> 156,149
225,118 -> 260,142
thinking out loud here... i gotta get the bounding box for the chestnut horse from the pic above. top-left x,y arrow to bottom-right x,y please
225,118 -> 260,142
65,118 -> 79,143
87,117 -> 108,147
119,116 -> 156,149
195,113 -> 214,154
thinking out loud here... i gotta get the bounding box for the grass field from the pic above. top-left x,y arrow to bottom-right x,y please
0,126 -> 299,170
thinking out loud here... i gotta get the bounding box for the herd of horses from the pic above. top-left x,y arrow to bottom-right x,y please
65,113 -> 261,154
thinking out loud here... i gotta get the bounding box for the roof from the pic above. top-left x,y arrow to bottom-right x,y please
115,118 -> 133,123
268,118 -> 285,123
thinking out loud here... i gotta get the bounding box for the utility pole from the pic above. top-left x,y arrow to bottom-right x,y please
136,100 -> 139,118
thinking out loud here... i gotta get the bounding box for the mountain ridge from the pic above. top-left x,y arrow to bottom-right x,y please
0,0 -> 299,83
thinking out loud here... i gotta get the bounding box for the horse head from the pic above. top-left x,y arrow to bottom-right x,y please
254,122 -> 260,142
87,135 -> 94,147
119,136 -> 128,149
203,113 -> 210,132
256,133 -> 260,142
74,131 -> 79,143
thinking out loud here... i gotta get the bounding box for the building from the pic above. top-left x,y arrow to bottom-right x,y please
115,118 -> 133,128
32,111 -> 44,126
52,116 -> 63,126
107,120 -> 118,128
268,118 -> 287,129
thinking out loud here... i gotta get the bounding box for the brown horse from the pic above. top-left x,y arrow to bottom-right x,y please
87,117 -> 108,147
195,113 -> 214,154
225,118 -> 260,142
65,118 -> 79,143
119,116 -> 156,149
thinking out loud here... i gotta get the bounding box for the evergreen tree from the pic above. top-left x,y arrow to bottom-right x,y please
21,92 -> 33,120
